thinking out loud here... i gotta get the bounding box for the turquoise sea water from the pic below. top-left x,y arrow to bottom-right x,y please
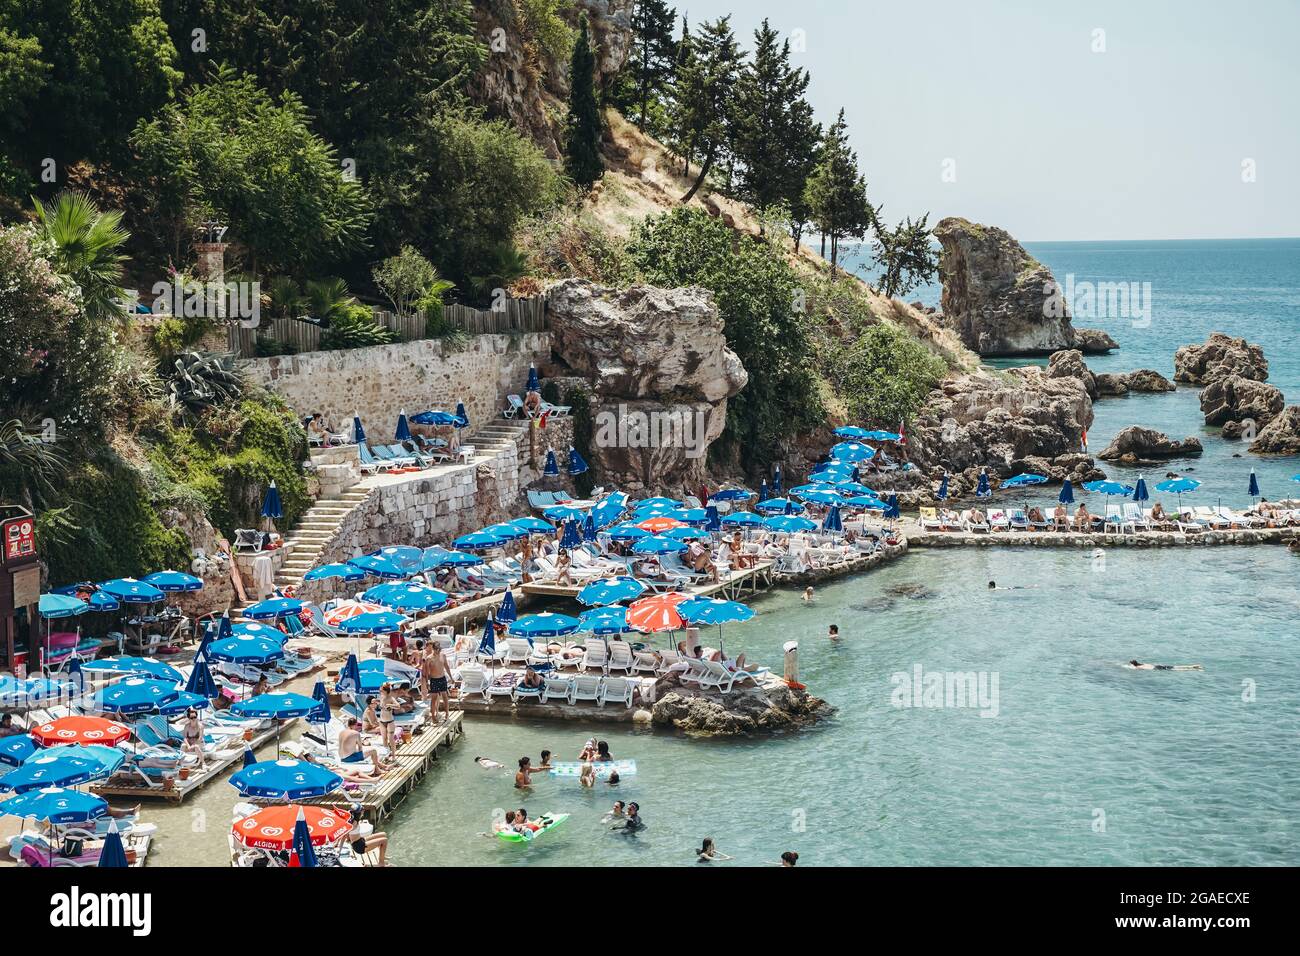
852,238 -> 1300,508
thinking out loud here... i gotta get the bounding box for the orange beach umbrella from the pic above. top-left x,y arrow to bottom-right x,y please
233,804 -> 353,851
30,715 -> 132,747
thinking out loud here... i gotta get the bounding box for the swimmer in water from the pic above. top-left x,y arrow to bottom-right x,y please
803,586 -> 814,603
828,624 -> 840,641
988,581 -> 1039,591
475,756 -> 504,770
601,800 -> 626,823
696,837 -> 733,863
612,801 -> 643,833
1126,659 -> 1204,671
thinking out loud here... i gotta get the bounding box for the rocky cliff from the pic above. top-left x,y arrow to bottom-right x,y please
469,0 -> 634,158
934,217 -> 1112,357
545,278 -> 747,490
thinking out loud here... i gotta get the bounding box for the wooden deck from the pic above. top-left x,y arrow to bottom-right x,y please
91,720 -> 289,804
520,560 -> 776,602
283,711 -> 465,825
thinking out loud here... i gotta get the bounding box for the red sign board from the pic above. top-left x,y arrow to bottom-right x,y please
2,515 -> 36,565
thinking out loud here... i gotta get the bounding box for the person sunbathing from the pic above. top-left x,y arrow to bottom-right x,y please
1150,501 -> 1168,526
555,549 -> 573,586
339,718 -> 391,775
725,532 -> 753,569
1052,503 -> 1068,531
1027,506 -> 1046,526
302,749 -> 380,782
1073,504 -> 1092,532
968,509 -> 987,528
520,667 -> 544,691
687,541 -> 720,582
346,807 -> 389,866
361,696 -> 381,734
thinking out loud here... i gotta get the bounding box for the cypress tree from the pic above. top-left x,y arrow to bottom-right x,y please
565,15 -> 604,189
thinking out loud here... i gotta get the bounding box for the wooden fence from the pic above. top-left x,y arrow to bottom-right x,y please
225,296 -> 547,359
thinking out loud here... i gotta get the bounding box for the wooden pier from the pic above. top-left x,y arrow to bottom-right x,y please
283,711 -> 465,825
92,720 -> 288,804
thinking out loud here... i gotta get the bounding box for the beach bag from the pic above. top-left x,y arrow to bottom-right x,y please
62,836 -> 84,857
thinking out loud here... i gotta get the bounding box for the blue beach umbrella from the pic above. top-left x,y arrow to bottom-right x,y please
363,582 -> 449,613
581,514 -> 597,542
370,546 -> 425,572
303,563 -> 368,583
721,511 -> 764,527
230,759 -> 342,800
352,415 -> 366,443
99,818 -> 129,868
935,475 -> 949,501
758,479 -> 770,501
975,472 -> 991,498
480,523 -> 529,541
509,612 -> 581,639
567,446 -> 589,475
422,549 -> 483,570
680,597 -> 755,626
1082,480 -> 1134,497
509,516 -> 553,534
630,503 -> 676,520
830,441 -> 876,463
884,495 -> 901,520
579,606 -> 632,635
157,691 -> 211,716
95,678 -> 181,715
705,505 -> 722,532
1132,476 -> 1150,503
790,483 -> 834,497
243,597 -> 305,620
292,808 -> 318,868
543,449 -> 559,477
0,751 -> 103,793
1002,473 -> 1047,488
862,430 -> 903,442
337,654 -> 362,693
559,520 -> 582,550
577,576 -> 647,606
1155,477 -> 1200,510
454,531 -> 510,551
206,634 -> 285,665
544,504 -> 588,523
199,612 -> 233,657
395,410 -> 412,442
772,464 -> 783,493
631,535 -> 688,555
338,611 -> 408,635
527,364 -> 540,392
802,488 -> 846,505
410,410 -> 458,426
454,401 -> 469,429
0,787 -> 108,825
763,515 -> 816,533
230,692 -> 319,719
309,680 -> 331,728
260,481 -> 282,521
756,497 -> 797,514
76,589 -> 121,612
812,460 -> 855,478
38,593 -> 88,619
590,492 -> 629,528
232,621 -> 287,642
99,578 -> 166,604
665,526 -> 710,541
822,504 -> 843,533
0,736 -> 37,767
603,523 -> 649,541
1248,469 -> 1260,501
478,614 -> 497,659
673,507 -> 709,524
833,426 -> 871,439
44,745 -> 125,777
346,554 -> 409,579
1059,479 -> 1075,505
497,590 -> 518,623
82,656 -> 183,683
242,748 -> 257,768
142,570 -> 204,592
711,488 -> 753,502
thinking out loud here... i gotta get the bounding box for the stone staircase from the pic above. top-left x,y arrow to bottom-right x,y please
273,485 -> 371,590
467,419 -> 530,460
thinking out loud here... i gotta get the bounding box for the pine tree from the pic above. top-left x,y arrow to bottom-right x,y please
669,15 -> 695,175
733,20 -> 822,244
803,109 -> 876,275
565,15 -> 604,189
674,16 -> 741,203
873,213 -> 939,299
625,0 -> 678,132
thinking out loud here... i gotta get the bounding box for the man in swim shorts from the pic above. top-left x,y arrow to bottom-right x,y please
424,640 -> 452,724
338,718 -> 387,774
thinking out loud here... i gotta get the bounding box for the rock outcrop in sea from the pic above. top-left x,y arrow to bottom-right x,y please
933,217 -> 1114,357
651,683 -> 832,736
1171,332 -> 1284,438
545,278 -> 747,490
1173,331 -> 1269,384
1098,426 -> 1203,462
1248,405 -> 1300,455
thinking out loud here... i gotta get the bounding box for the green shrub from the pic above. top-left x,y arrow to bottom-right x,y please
320,309 -> 398,350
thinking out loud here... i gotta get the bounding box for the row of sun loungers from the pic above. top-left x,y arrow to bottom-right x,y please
919,504 -> 1291,533
357,437 -> 474,475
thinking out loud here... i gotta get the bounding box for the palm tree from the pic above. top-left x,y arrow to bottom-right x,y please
303,277 -> 356,327
32,191 -> 130,325
0,419 -> 66,509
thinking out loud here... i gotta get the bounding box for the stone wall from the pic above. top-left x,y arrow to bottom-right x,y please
294,444 -> 523,605
238,333 -> 551,434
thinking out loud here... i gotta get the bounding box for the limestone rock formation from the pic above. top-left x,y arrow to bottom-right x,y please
1199,375 -> 1284,428
1248,406 -> 1300,455
908,366 -> 1095,479
545,278 -> 747,489
1074,328 -> 1119,354
1123,369 -> 1177,393
651,685 -> 832,736
934,217 -> 1075,356
1098,426 -> 1203,462
1047,349 -> 1097,398
1173,332 -> 1269,385
1095,373 -> 1129,396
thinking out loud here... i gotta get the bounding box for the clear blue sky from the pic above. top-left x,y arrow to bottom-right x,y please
679,0 -> 1300,240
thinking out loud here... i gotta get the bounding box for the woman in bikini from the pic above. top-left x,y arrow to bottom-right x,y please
181,709 -> 206,768
377,684 -> 397,750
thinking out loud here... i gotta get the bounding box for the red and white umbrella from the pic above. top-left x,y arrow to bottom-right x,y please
323,601 -> 385,628
232,804 -> 353,850
636,517 -> 686,533
626,592 -> 689,633
30,715 -> 131,747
